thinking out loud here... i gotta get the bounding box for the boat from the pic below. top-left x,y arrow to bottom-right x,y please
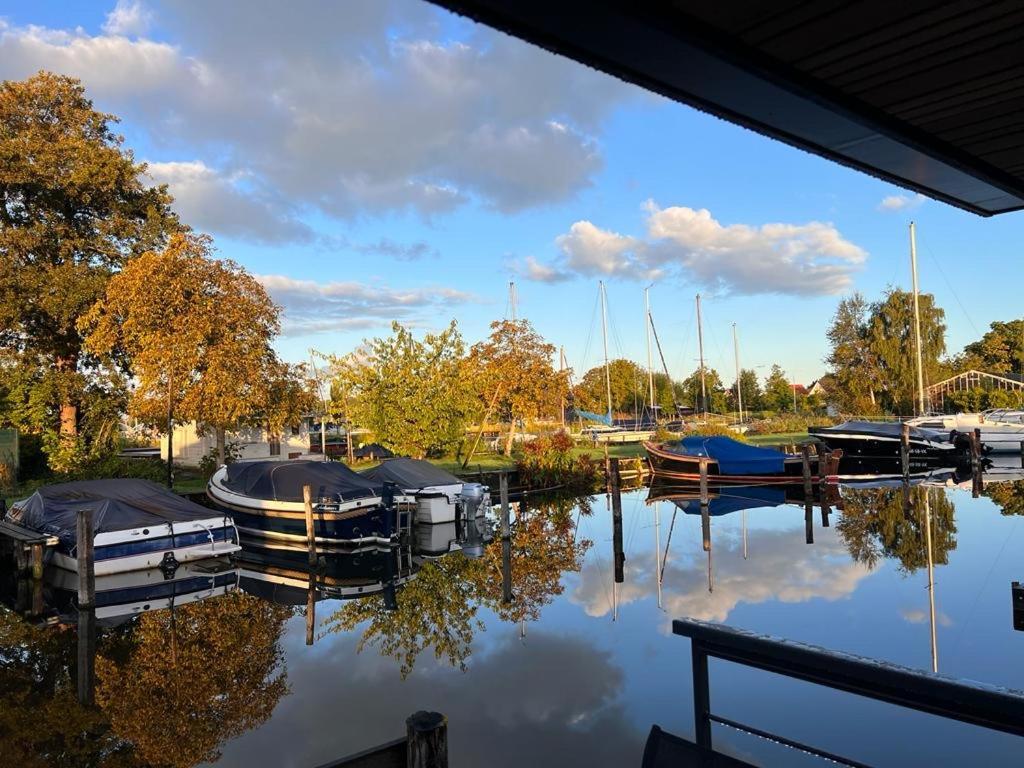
808,420 -> 971,477
207,460 -> 415,547
908,411 -> 1024,453
360,457 -> 490,524
5,479 -> 241,576
646,480 -> 810,515
644,436 -> 838,484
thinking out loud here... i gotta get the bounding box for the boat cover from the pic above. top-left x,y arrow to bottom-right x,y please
222,460 -> 382,502
8,479 -> 221,550
812,420 -> 948,442
671,485 -> 788,516
668,436 -> 786,475
361,458 -> 462,489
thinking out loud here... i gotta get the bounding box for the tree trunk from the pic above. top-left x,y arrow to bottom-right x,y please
56,355 -> 78,437
216,427 -> 226,466
504,421 -> 516,456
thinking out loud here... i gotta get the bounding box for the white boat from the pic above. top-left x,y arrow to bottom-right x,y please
6,479 -> 241,576
361,457 -> 490,524
908,411 -> 1024,453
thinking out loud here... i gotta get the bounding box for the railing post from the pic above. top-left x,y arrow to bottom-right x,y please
692,641 -> 712,750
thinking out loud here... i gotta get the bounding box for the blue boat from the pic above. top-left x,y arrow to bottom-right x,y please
645,437 -> 839,484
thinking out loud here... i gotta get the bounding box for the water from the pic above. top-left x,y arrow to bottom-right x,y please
3,480 -> 1023,767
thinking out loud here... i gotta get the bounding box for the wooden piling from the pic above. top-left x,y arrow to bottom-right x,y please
406,711 -> 448,768
815,443 -> 831,526
972,428 -> 983,498
30,542 -> 43,580
610,458 -> 624,584
76,509 -> 95,609
1020,440 -> 1024,469
500,472 -> 512,603
303,484 -> 317,568
305,569 -> 316,646
900,423 -> 911,480
77,607 -> 95,706
499,472 -> 510,536
699,458 -> 709,505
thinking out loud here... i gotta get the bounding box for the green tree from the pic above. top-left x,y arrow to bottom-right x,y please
337,321 -> 473,459
762,364 -> 794,412
866,289 -> 946,415
0,72 -> 177,461
81,232 -> 282,468
573,358 -> 648,417
957,319 -> 1024,376
680,366 -> 726,414
468,320 -> 567,454
729,368 -> 763,414
825,293 -> 881,415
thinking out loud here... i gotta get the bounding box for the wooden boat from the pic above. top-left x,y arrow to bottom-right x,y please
644,437 -> 839,484
207,460 -> 415,547
6,479 -> 240,576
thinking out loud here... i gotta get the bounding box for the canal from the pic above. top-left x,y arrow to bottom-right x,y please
2,480 -> 1023,766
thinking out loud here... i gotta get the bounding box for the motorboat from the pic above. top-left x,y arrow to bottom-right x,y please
361,457 -> 491,524
207,460 -> 415,547
644,436 -> 839,484
808,420 -> 971,477
6,479 -> 240,576
908,411 -> 1024,453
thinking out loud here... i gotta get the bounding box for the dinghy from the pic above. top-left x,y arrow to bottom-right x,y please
6,479 -> 240,576
207,460 -> 415,547
361,457 -> 490,524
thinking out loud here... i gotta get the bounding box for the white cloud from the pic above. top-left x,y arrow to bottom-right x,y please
514,255 -> 572,283
103,1 -> 154,37
145,161 -> 313,244
256,274 -> 479,337
878,193 -> 926,212
524,202 -> 867,296
0,1 -> 637,230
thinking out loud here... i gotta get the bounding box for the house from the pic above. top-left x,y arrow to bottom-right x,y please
160,417 -> 336,467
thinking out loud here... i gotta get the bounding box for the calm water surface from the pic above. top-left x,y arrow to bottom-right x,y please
3,479 -> 1024,766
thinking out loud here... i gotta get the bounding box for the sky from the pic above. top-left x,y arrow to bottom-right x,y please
2,0 -> 1021,387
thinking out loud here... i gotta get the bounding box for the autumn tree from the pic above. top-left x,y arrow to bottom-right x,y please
573,358 -> 646,416
0,72 -> 177,463
336,321 -> 474,458
81,232 -> 282,469
468,320 -> 568,454
957,319 -> 1024,376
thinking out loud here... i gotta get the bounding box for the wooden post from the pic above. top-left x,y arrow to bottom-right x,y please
603,442 -> 610,485
76,509 -> 95,609
77,606 -> 95,706
499,472 -> 510,535
305,571 -> 316,646
692,643 -> 712,750
801,444 -> 814,540
500,473 -> 512,603
900,423 -> 911,481
610,458 -> 624,584
699,458 -> 709,506
815,443 -> 831,527
1020,440 -> 1024,469
406,711 -> 448,768
972,428 -> 983,498
30,543 -> 43,580
303,484 -> 317,568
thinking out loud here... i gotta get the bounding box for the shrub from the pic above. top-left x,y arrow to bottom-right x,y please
516,431 -> 599,490
198,442 -> 243,479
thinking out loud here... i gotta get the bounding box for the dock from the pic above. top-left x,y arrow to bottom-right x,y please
0,518 -> 59,579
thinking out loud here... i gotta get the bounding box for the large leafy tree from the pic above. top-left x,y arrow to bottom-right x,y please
957,319 -> 1024,376
825,293 -> 881,415
762,364 -> 794,412
680,366 -> 726,414
0,72 -> 177,452
728,368 -> 763,414
468,319 -> 567,454
337,320 -> 473,459
81,232 -> 281,466
573,358 -> 647,417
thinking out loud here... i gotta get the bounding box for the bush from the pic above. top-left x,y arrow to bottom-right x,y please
516,431 -> 599,490
681,422 -> 750,442
197,442 -> 243,479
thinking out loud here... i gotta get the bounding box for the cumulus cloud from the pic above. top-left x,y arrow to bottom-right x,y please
145,161 -> 313,244
524,202 -> 866,296
879,193 -> 926,212
103,1 -> 154,37
514,255 -> 572,283
900,607 -> 952,627
0,0 -> 636,234
256,274 -> 478,336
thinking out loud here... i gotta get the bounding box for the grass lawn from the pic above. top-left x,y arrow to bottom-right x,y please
746,431 -> 813,445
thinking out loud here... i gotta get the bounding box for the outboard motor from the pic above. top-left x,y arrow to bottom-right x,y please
457,483 -> 487,558
459,483 -> 486,519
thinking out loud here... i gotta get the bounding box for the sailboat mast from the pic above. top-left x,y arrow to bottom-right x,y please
559,346 -> 567,429
509,280 -> 517,322
645,287 -> 655,423
924,490 -> 938,673
696,293 -> 707,418
600,281 -> 613,424
909,222 -> 926,416
733,323 -> 743,424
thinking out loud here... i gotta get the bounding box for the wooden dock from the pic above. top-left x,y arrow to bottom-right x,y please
0,519 -> 59,579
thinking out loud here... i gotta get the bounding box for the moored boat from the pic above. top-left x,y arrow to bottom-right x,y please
5,479 -> 241,576
908,411 -> 1024,453
360,457 -> 491,524
207,460 -> 415,547
644,436 -> 838,484
809,420 -> 970,477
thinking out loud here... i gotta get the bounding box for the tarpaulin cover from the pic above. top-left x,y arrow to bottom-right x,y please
671,485 -> 788,516
361,457 -> 462,489
669,436 -> 786,475
223,460 -> 382,502
8,479 -> 221,550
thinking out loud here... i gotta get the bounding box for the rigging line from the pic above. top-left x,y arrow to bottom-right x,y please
918,235 -> 982,338
660,508 -> 678,581
578,289 -> 600,377
650,309 -> 681,412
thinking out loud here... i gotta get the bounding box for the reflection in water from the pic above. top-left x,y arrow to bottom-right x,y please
984,479 -> 1024,517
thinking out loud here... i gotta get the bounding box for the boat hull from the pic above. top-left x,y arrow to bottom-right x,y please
644,442 -> 826,484
808,426 -> 966,476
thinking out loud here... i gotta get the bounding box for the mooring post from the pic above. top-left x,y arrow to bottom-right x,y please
692,642 -> 712,750
699,458 -> 709,505
76,509 -> 95,610
30,542 -> 43,580
1020,440 -> 1024,469
303,484 -> 317,568
603,442 -> 610,485
610,458 -> 624,583
900,423 -> 911,480
406,711 -> 448,768
500,472 -> 512,603
972,428 -> 983,498
499,471 -> 510,534
815,443 -> 832,526
305,570 -> 316,646
77,606 -> 95,706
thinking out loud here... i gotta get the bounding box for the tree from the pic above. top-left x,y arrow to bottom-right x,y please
728,368 -> 763,414
0,72 -> 177,458
866,289 -> 946,415
680,366 -> 726,414
573,358 -> 647,417
761,365 -> 793,412
825,293 -> 881,415
958,319 -> 1024,376
468,320 -> 567,454
337,321 -> 473,459
81,232 -> 281,469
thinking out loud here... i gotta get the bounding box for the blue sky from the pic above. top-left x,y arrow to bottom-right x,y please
2,0 -> 1019,387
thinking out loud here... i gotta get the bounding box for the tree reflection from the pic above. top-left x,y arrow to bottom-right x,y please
983,479 -> 1024,517
836,486 -> 956,573
95,592 -> 291,768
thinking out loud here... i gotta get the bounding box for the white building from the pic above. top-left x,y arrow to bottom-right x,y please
160,418 -> 322,467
